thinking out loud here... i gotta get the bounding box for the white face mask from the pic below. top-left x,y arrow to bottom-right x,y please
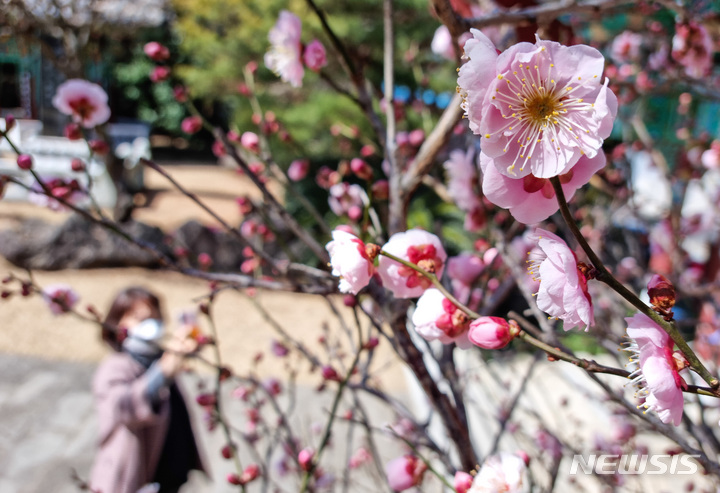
128,318 -> 165,342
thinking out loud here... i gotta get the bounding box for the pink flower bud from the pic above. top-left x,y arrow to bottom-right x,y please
468,317 -> 519,349
385,455 -> 427,491
181,116 -> 203,134
173,85 -> 187,102
211,140 -> 226,157
322,365 -> 340,382
240,463 -> 260,484
245,60 -> 258,74
288,159 -> 310,181
350,158 -> 373,180
89,139 -> 110,155
143,41 -> 170,61
71,159 -> 85,172
4,114 -> 15,131
371,180 -> 389,200
647,274 -> 676,311
454,471 -> 473,493
64,123 -> 82,140
271,339 -> 289,357
198,252 -> 213,269
241,131 -> 260,152
408,129 -> 425,147
298,448 -> 314,471
363,336 -> 379,350
360,144 -> 375,157
221,443 -> 235,459
17,154 -> 33,170
196,393 -> 217,407
149,66 -> 171,83
227,473 -> 241,485
303,39 -> 328,72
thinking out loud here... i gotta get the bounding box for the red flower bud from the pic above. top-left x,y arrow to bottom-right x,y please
4,114 -> 15,131
71,159 -> 85,172
89,140 -> 110,155
17,154 -> 33,170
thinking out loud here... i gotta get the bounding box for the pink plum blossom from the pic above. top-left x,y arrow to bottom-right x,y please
454,471 -> 473,493
445,148 -> 481,213
264,11 -> 305,87
458,30 -> 617,179
349,447 -> 371,469
42,284 -> 80,315
432,26 -> 472,61
385,455 -> 427,491
143,41 -> 170,61
328,182 -> 365,220
303,39 -> 327,71
431,25 -> 455,60
672,22 -> 713,79
240,131 -> 260,152
625,313 -> 686,426
480,151 -> 606,224
469,452 -> 527,493
149,66 -> 171,83
701,141 -> 720,169
411,288 -> 472,348
468,316 -> 519,349
527,228 -> 594,331
52,79 -> 111,128
181,116 -> 203,134
288,159 -> 310,181
325,229 -> 378,294
610,31 -> 643,64
445,148 -> 484,231
447,252 -> 484,303
378,229 -> 447,298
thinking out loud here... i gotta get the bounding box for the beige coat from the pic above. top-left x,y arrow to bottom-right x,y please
89,353 -> 172,493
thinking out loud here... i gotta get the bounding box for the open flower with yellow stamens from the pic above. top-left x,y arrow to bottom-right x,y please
458,30 -> 617,179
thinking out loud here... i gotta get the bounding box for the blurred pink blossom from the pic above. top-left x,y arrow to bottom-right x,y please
181,116 -> 203,134
265,11 -> 305,87
288,159 -> 310,181
303,39 -> 327,71
626,313 -> 686,426
42,284 -> 79,315
149,66 -> 171,83
143,41 -> 170,61
241,131 -> 260,152
52,79 -> 111,128
470,452 -> 527,493
377,229 -> 447,298
454,471 -> 473,493
610,31 -> 643,64
385,455 -> 427,491
445,148 -> 481,213
328,182 -> 365,220
527,228 -> 594,331
672,22 -> 713,79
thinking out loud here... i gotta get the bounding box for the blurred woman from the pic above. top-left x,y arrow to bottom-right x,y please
89,287 -> 205,493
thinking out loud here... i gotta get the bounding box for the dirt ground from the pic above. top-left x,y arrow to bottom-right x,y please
0,164 -> 407,390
